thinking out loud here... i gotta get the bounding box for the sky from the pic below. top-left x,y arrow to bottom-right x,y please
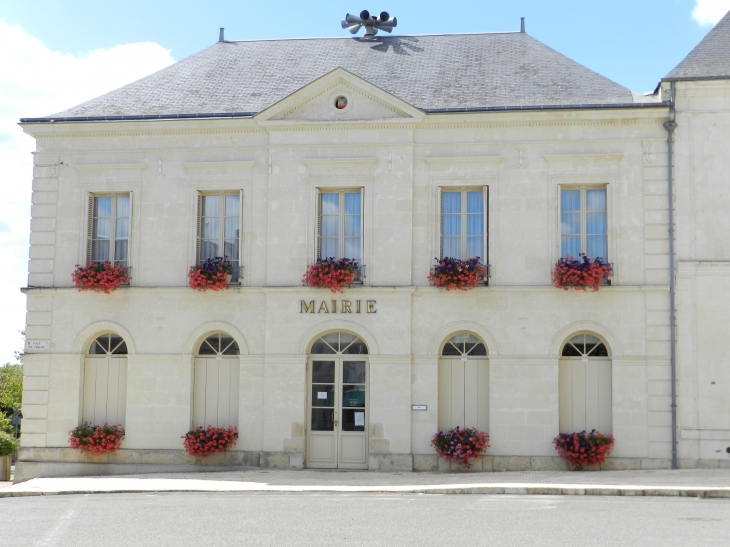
0,0 -> 729,363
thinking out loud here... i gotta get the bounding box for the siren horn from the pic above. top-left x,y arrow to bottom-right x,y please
341,9 -> 397,38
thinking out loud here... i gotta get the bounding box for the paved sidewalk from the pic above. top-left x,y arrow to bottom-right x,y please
2,469 -> 730,498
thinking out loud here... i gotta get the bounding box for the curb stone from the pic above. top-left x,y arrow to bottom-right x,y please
2,484 -> 730,499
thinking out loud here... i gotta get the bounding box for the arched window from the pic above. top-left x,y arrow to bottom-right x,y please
559,333 -> 612,434
197,333 -> 240,356
441,333 -> 487,356
83,333 -> 128,426
561,334 -> 609,357
193,333 -> 240,428
310,332 -> 368,355
438,333 -> 489,433
88,333 -> 128,355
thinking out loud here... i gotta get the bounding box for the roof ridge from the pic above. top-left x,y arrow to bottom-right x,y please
224,31 -> 523,43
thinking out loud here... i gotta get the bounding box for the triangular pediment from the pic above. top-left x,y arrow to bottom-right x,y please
255,68 -> 424,124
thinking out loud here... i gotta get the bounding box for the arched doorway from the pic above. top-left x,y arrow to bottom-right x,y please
307,332 -> 368,469
83,333 -> 128,426
193,333 -> 240,428
438,333 -> 489,432
558,333 -> 612,434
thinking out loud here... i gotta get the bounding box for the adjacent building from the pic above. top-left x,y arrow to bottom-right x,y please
14,12 -> 730,481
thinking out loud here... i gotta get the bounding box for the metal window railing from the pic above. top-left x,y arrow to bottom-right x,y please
349,264 -> 366,285
229,265 -> 244,284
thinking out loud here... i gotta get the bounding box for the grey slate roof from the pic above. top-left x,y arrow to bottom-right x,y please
665,10 -> 730,81
46,32 -> 636,120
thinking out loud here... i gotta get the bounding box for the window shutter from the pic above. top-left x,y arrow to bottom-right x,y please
315,190 -> 322,260
438,187 -> 443,259
195,192 -> 202,263
238,189 -> 244,281
86,194 -> 94,264
127,192 -> 133,268
359,187 -> 364,266
483,185 -> 489,271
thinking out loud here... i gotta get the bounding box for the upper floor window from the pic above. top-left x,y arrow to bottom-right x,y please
88,194 -> 130,267
318,189 -> 362,261
440,188 -> 487,261
561,187 -> 607,260
197,192 -> 241,272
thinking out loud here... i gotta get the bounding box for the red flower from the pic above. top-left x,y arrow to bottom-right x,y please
431,427 -> 489,468
552,255 -> 612,292
553,430 -> 614,469
189,257 -> 234,292
182,426 -> 238,457
428,257 -> 487,291
302,258 -> 358,294
71,262 -> 129,294
68,422 -> 125,454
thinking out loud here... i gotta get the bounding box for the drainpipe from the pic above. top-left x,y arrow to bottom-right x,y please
663,81 -> 677,470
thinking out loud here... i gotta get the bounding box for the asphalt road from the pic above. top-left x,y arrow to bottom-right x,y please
1,492 -> 728,546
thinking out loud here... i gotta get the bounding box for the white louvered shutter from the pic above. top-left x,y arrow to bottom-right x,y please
195,192 -> 202,264
316,190 -> 322,260
438,187 -> 443,260
86,194 -> 94,264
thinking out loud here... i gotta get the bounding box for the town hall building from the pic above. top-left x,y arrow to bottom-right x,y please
14,11 -> 730,480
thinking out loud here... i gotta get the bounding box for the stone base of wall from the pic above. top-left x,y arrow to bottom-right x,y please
15,448 -> 729,482
413,455 -> 693,472
14,447 -> 304,483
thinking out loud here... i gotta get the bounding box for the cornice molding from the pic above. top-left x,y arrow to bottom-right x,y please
74,163 -> 147,171
544,153 -> 624,164
302,158 -> 379,168
183,160 -> 255,170
425,156 -> 503,166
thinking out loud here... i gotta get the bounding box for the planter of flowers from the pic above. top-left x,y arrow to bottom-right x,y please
68,422 -> 125,456
553,429 -> 615,470
72,261 -> 129,294
182,425 -> 238,458
188,257 -> 234,292
431,427 -> 490,469
428,257 -> 488,291
552,255 -> 612,292
302,258 -> 358,294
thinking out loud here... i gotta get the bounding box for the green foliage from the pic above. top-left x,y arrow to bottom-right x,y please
0,364 -> 23,413
0,431 -> 18,456
0,413 -> 11,434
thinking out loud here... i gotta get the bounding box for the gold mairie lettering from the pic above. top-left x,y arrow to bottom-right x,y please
342,300 -> 352,313
318,301 -> 329,314
356,300 -> 362,313
367,300 -> 377,313
301,300 -> 315,314
331,300 -> 337,313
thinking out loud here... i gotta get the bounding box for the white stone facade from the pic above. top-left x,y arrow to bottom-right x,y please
15,58 -> 730,480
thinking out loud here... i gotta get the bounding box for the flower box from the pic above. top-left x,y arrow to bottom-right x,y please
182,426 -> 238,457
428,257 -> 488,291
431,426 -> 489,469
68,422 -> 125,455
553,429 -> 615,470
302,258 -> 359,293
72,261 -> 130,294
188,257 -> 235,292
552,255 -> 612,292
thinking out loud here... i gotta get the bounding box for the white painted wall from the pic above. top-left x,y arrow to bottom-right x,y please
22,79 -> 721,468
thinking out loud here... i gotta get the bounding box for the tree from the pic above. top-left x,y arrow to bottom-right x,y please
1,332 -> 24,432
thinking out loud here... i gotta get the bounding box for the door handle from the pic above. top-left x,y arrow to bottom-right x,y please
332,411 -> 338,428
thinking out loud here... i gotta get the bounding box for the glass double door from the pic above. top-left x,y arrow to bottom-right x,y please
307,358 -> 368,469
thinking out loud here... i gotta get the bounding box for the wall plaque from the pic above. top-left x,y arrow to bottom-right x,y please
25,340 -> 49,352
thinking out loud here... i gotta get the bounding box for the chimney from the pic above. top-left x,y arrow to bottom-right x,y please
520,17 -> 525,33
219,28 -> 225,42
